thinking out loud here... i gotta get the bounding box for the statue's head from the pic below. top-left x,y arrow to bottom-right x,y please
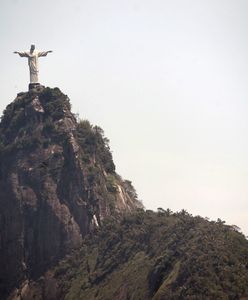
30,44 -> 35,52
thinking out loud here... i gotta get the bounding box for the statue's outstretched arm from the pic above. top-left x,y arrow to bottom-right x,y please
13,51 -> 29,57
38,50 -> 53,57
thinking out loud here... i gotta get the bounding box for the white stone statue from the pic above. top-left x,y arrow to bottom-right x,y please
14,44 -> 52,86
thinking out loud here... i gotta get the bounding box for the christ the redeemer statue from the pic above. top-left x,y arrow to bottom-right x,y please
14,44 -> 52,89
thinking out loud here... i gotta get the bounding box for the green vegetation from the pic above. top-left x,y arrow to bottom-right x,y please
76,120 -> 115,173
106,174 -> 118,193
42,118 -> 57,135
53,210 -> 248,299
40,87 -> 71,120
0,88 -> 68,155
0,88 -> 115,177
123,179 -> 138,200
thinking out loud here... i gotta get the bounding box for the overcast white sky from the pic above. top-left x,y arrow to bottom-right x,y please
0,0 -> 248,235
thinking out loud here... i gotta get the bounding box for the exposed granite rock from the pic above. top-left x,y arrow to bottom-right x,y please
0,87 -> 142,299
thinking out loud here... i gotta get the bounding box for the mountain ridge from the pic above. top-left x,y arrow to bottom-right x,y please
8,209 -> 248,300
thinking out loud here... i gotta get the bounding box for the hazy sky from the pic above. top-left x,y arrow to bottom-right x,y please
0,0 -> 248,235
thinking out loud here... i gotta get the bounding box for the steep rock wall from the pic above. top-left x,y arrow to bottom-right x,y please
0,87 -> 142,298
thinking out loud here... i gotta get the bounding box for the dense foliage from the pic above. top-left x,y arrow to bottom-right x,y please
53,209 -> 248,300
0,88 -> 115,174
76,120 -> 115,173
0,88 -> 70,154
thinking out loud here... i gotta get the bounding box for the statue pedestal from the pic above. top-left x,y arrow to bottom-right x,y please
29,83 -> 40,90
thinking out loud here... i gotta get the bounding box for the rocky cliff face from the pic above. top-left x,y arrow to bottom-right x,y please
0,87 -> 142,298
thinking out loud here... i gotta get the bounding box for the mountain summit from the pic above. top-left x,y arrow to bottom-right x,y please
0,87 -> 142,297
